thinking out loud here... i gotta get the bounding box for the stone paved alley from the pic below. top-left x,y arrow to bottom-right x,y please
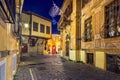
15,54 -> 120,80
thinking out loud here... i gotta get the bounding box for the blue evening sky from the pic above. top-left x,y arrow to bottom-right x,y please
23,0 -> 64,34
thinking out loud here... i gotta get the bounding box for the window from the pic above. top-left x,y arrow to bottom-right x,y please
105,0 -> 120,38
46,26 -> 50,34
29,39 -> 35,47
33,22 -> 38,31
40,24 -> 45,33
84,17 -> 92,42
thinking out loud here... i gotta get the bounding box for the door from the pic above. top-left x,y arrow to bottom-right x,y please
66,41 -> 69,56
22,43 -> 28,53
52,45 -> 56,54
87,53 -> 94,65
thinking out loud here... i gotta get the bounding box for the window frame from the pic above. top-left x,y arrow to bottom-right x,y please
84,17 -> 92,42
33,22 -> 38,32
104,0 -> 120,38
40,24 -> 45,33
46,26 -> 50,34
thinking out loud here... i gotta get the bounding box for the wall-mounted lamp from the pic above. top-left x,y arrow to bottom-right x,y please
24,23 -> 29,28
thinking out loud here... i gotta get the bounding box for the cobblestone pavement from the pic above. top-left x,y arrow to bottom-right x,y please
16,54 -> 120,80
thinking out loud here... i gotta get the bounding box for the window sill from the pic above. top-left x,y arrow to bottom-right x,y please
103,37 -> 120,41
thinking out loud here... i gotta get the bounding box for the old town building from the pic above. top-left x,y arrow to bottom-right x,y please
21,12 -> 52,56
81,0 -> 120,73
58,0 -> 120,73
58,0 -> 81,61
47,34 -> 61,55
0,0 -> 24,80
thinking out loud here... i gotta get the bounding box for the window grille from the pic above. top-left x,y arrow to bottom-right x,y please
105,0 -> 120,38
84,17 -> 92,42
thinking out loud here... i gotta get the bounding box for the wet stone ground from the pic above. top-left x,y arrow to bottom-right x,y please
16,54 -> 120,80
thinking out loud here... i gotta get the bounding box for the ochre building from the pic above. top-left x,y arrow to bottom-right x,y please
81,0 -> 120,73
0,0 -> 24,80
21,12 -> 52,56
58,0 -> 120,73
58,0 -> 81,61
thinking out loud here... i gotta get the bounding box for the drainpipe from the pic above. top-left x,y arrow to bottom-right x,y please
29,12 -> 32,56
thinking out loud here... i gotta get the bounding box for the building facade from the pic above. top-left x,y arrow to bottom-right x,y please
58,0 -> 81,61
58,0 -> 120,73
0,0 -> 24,80
47,34 -> 61,55
81,0 -> 120,73
21,12 -> 52,56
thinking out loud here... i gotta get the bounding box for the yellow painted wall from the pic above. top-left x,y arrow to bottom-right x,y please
0,0 -> 23,79
69,50 -> 76,61
61,30 -> 66,56
80,50 -> 86,63
32,15 -> 52,38
22,13 -> 52,39
70,0 -> 77,50
58,0 -> 82,61
21,13 -> 30,36
0,23 -> 19,51
80,0 -> 115,70
69,50 -> 80,62
0,24 -> 7,51
28,38 -> 46,55
95,51 -> 105,69
59,0 -> 78,57
0,22 -> 19,80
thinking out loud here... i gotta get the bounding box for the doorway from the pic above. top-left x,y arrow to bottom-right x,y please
87,53 -> 94,65
66,41 -> 69,56
22,43 -> 28,53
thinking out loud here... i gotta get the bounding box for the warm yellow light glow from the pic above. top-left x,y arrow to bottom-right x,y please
24,23 -> 29,28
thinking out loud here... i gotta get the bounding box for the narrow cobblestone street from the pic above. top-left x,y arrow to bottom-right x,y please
15,54 -> 120,80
